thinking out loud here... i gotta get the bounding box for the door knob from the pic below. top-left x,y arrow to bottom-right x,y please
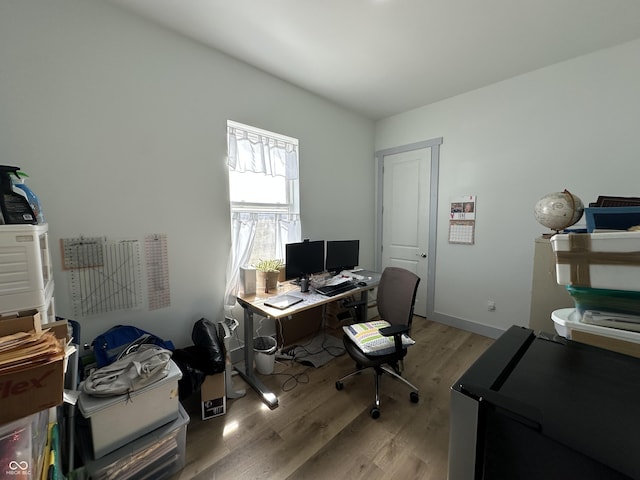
420,253 -> 427,258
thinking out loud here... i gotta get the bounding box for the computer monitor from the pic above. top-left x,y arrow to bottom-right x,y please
325,240 -> 359,274
285,240 -> 325,280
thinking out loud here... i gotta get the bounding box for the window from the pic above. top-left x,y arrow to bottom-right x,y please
224,121 -> 301,307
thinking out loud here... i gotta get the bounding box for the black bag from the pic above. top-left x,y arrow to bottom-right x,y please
172,319 -> 226,400
191,318 -> 226,375
172,346 -> 208,400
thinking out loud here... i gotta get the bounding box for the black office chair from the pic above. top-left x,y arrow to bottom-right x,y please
335,267 -> 420,419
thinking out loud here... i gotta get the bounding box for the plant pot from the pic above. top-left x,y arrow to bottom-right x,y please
256,270 -> 279,293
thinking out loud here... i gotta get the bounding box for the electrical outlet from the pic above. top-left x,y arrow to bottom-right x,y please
488,300 -> 496,311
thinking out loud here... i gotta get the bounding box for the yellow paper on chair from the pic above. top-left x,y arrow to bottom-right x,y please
343,320 -> 415,355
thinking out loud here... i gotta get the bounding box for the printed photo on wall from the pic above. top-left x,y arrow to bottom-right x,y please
450,195 -> 476,220
449,195 -> 476,244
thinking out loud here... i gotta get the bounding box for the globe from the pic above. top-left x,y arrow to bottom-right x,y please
534,190 -> 584,232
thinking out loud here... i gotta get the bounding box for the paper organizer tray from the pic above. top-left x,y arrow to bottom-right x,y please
77,359 -> 182,459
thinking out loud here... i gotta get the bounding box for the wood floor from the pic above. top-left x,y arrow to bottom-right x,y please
171,319 -> 494,480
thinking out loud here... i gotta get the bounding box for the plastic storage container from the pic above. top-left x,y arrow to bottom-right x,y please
566,285 -> 640,316
1,285 -> 55,325
0,409 -> 49,480
552,308 -> 640,358
0,223 -> 53,312
585,206 -> 640,232
77,403 -> 189,480
551,231 -> 640,291
77,360 -> 182,459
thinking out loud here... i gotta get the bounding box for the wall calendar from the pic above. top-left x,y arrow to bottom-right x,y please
449,195 -> 476,244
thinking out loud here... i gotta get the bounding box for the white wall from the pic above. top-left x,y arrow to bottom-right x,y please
376,39 -> 640,336
4,1 -> 638,348
0,0 -> 375,347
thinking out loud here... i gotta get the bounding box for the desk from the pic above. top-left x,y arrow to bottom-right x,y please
236,276 -> 380,408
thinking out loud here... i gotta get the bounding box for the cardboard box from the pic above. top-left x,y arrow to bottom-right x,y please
201,372 -> 226,420
0,310 -> 66,425
43,318 -> 70,341
0,359 -> 63,425
325,300 -> 356,329
279,305 -> 323,348
571,330 -> 640,358
0,309 -> 42,336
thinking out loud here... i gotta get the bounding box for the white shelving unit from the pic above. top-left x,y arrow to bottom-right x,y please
0,222 -> 58,478
0,223 -> 55,322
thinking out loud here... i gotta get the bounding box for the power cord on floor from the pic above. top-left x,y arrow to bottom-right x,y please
287,332 -> 345,360
271,359 -> 311,391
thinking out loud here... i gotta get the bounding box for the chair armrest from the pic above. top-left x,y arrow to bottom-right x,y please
379,324 -> 409,353
379,325 -> 408,337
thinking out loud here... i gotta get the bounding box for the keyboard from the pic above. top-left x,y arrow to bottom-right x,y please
316,281 -> 358,297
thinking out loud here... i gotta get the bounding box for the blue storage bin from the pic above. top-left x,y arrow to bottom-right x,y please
585,207 -> 640,232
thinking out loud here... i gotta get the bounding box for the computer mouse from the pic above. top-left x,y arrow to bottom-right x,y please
357,281 -> 367,287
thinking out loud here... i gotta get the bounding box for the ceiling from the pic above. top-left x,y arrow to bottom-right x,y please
107,0 -> 640,120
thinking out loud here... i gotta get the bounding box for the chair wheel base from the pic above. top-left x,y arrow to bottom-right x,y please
335,381 -> 344,391
410,391 -> 419,403
370,407 -> 380,419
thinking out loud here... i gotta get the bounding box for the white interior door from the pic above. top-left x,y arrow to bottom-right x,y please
381,148 -> 431,317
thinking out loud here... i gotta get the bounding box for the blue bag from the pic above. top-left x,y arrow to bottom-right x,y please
92,325 -> 175,368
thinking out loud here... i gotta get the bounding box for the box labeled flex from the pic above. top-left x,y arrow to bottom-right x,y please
0,310 -> 65,424
0,357 -> 63,424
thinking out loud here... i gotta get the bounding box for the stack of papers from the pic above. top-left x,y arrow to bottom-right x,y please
582,310 -> 640,333
0,329 -> 65,374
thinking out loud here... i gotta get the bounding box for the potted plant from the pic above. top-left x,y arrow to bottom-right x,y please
253,258 -> 284,293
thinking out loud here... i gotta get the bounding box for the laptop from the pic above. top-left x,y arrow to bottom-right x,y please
264,294 -> 303,310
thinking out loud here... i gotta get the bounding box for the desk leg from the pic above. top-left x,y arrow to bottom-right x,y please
234,306 -> 279,409
356,289 -> 370,323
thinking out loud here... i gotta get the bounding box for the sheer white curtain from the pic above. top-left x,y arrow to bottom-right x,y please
223,123 -> 301,313
223,212 -> 301,312
224,212 -> 257,312
227,124 -> 299,180
274,213 -> 301,260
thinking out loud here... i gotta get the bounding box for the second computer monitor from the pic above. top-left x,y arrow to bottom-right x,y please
285,240 -> 325,280
325,240 -> 359,274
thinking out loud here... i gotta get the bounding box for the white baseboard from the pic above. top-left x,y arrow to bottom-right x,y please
429,312 -> 504,339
